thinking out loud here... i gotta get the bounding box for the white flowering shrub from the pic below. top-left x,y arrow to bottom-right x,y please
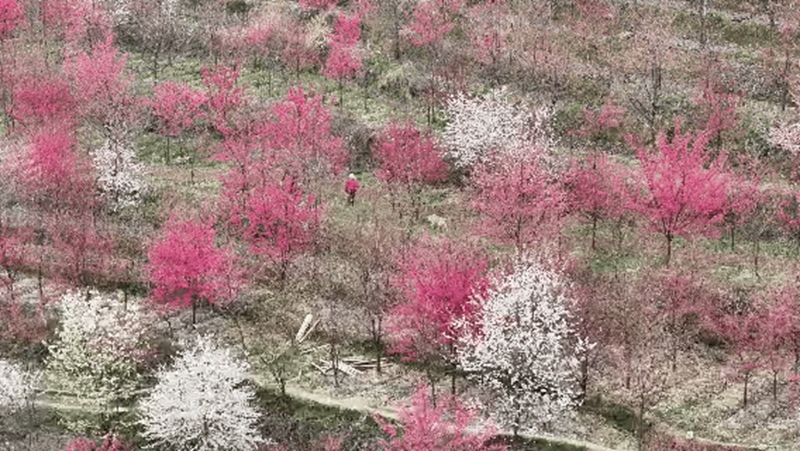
54,289 -> 156,362
91,137 -> 146,211
768,122 -> 800,157
443,88 -> 555,170
0,359 -> 39,412
138,335 -> 263,451
457,257 -> 582,435
45,290 -> 156,433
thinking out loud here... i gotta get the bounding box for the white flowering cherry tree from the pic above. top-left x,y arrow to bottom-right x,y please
0,359 -> 38,412
45,289 -> 156,433
138,335 -> 263,451
91,137 -> 146,211
0,359 -> 40,445
457,257 -> 583,436
443,87 -> 557,171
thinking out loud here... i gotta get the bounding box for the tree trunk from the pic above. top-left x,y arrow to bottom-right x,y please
372,316 -> 383,375
671,334 -> 678,372
331,341 -> 340,387
774,371 -> 778,401
426,101 -> 432,127
392,2 -> 401,60
579,353 -> 589,403
363,73 -> 369,114
37,260 -> 42,299
152,47 -> 161,81
665,233 -> 673,266
428,369 -> 437,407
754,239 -> 760,280
232,315 -> 248,357
637,396 -> 646,451
743,371 -> 749,407
795,345 -> 800,373
782,51 -> 791,112
512,397 -> 521,439
698,0 -> 707,47
412,188 -> 421,222
649,64 -> 662,144
765,0 -> 776,29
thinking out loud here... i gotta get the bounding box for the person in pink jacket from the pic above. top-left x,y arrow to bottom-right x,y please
345,173 -> 360,206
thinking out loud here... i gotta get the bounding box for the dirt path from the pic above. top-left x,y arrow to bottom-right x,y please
255,376 -> 621,451
256,371 -> 776,451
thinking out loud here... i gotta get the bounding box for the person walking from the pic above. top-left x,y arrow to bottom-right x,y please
345,173 -> 359,206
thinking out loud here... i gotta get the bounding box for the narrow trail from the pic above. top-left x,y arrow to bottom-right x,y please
253,374 -> 771,451
254,375 -> 620,451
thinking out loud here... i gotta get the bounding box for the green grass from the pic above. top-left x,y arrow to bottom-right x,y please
258,386 -> 378,428
237,55 -> 422,127
757,237 -> 800,259
672,9 -> 777,48
654,396 -> 713,440
720,18 -> 777,48
128,53 -> 205,88
257,387 -> 385,450
587,247 -> 643,275
489,435 -> 588,451
136,132 -> 172,164
583,395 -> 639,437
129,46 -> 436,129
569,220 -> 653,274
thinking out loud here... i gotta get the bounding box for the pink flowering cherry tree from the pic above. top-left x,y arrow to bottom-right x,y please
324,13 -> 363,106
629,120 -> 732,265
388,235 -> 488,401
146,215 -> 242,325
470,149 -> 564,253
374,119 -> 448,220
151,80 -> 207,163
238,177 -> 322,280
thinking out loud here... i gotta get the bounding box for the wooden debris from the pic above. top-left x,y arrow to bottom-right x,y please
311,358 -> 391,378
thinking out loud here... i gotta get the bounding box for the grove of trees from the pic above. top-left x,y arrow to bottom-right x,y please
2,0 -> 800,450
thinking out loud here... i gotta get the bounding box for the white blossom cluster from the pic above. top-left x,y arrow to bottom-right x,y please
457,257 -> 582,435
108,0 -> 132,27
443,87 -> 555,170
161,0 -> 180,20
768,122 -> 800,156
426,214 -> 448,231
0,359 -> 39,412
138,335 -> 263,451
45,290 -> 155,432
91,138 -> 146,211
54,289 -> 156,361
